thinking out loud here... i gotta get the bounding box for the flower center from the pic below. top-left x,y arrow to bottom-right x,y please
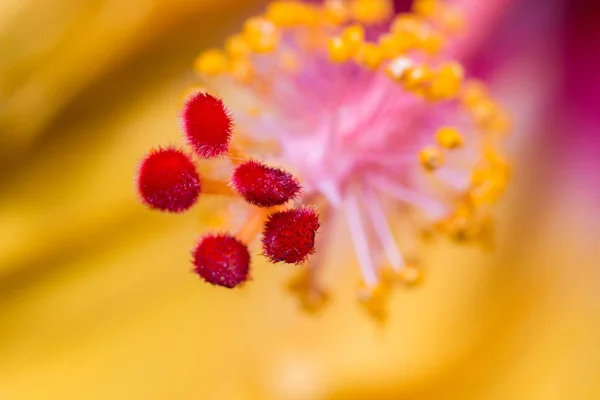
137,0 -> 512,320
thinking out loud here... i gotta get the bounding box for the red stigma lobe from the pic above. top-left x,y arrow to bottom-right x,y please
183,92 -> 233,158
137,147 -> 201,212
262,207 -> 320,264
193,234 -> 250,288
231,160 -> 302,208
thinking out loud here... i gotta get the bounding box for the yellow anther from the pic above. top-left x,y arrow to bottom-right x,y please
471,172 -> 508,205
401,64 -> 433,91
470,99 -> 501,131
469,177 -> 506,206
194,49 -> 228,76
436,126 -> 464,149
357,281 -> 391,323
381,264 -> 422,287
243,17 -> 279,53
378,33 -> 401,58
328,36 -> 353,63
484,150 -> 509,177
384,32 -> 419,57
267,1 -> 319,27
356,42 -> 384,70
351,0 -> 394,25
438,202 -> 496,245
287,269 -> 330,314
461,80 -> 489,108
441,205 -> 476,242
324,0 -> 351,25
469,151 -> 510,205
387,16 -> 425,55
471,166 -> 491,187
438,6 -> 465,33
472,104 -> 511,134
427,61 -> 464,100
487,108 -> 511,134
385,56 -> 413,81
224,35 -> 250,58
419,146 -> 444,171
413,0 -> 438,18
399,33 -> 423,54
390,13 -> 423,34
297,4 -> 321,26
418,29 -> 445,54
396,265 -> 422,286
328,25 -> 366,64
265,1 -> 300,27
342,24 -> 366,49
484,149 -> 507,166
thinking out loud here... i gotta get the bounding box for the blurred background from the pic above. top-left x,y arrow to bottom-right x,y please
1,0 -> 599,399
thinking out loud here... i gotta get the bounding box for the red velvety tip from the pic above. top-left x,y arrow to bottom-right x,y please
183,92 -> 233,158
193,234 -> 251,288
231,160 -> 302,208
262,207 -> 320,264
137,147 -> 201,212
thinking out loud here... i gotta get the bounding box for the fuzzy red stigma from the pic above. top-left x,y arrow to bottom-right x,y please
262,207 -> 320,264
193,234 -> 250,288
183,92 -> 233,158
137,147 -> 201,212
231,160 -> 302,207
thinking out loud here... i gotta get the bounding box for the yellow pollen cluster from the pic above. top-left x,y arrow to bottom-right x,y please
434,150 -> 510,246
419,146 -> 445,171
462,81 -> 512,134
436,126 -> 464,149
190,0 -> 510,320
194,49 -> 228,76
194,0 -> 464,82
415,126 -> 464,173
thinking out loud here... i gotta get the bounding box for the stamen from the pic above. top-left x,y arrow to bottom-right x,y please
136,0 -> 511,315
237,208 -> 268,245
324,0 -> 351,25
436,126 -> 464,149
427,61 -> 464,100
287,202 -> 332,312
370,174 -> 449,220
351,0 -> 394,24
287,268 -> 330,313
413,0 -> 438,18
202,178 -> 236,197
344,192 -> 378,288
227,143 -> 249,166
355,42 -> 385,70
243,17 -> 280,54
362,188 -> 406,271
385,56 -> 413,81
194,49 -> 228,76
419,146 -> 445,171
